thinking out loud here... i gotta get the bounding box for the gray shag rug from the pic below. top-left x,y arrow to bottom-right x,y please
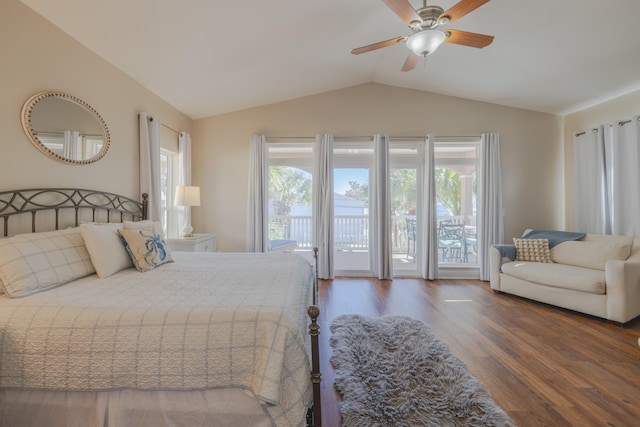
329,314 -> 516,427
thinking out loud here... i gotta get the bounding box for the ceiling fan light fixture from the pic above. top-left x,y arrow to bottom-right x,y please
406,29 -> 446,56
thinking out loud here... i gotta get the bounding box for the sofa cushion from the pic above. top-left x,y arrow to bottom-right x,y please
551,239 -> 633,271
513,238 -> 552,263
501,261 -> 606,294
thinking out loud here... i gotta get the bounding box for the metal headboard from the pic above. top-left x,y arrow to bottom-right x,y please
0,189 -> 148,237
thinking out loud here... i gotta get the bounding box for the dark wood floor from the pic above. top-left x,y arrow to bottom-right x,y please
316,278 -> 640,427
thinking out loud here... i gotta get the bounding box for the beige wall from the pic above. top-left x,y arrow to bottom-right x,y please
0,0 -> 191,200
193,83 -> 563,251
562,89 -> 640,230
3,0 -> 568,252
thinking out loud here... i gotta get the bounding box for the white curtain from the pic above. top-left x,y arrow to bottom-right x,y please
63,130 -> 81,160
478,133 -> 504,281
246,135 -> 269,252
371,134 -> 392,279
575,117 -> 640,236
420,134 -> 438,280
574,126 -> 609,234
178,132 -> 193,237
603,117 -> 640,236
139,113 -> 161,221
313,134 -> 334,279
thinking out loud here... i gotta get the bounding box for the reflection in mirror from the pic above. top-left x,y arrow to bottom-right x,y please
21,91 -> 110,165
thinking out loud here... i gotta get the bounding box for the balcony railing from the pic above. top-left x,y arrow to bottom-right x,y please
268,214 -> 478,264
269,215 -> 412,253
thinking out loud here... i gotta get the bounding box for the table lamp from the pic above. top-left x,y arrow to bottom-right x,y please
174,185 -> 200,237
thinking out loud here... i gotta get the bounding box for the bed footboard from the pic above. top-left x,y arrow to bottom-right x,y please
307,247 -> 322,426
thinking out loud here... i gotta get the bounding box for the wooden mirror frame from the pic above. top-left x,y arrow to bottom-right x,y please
21,91 -> 110,165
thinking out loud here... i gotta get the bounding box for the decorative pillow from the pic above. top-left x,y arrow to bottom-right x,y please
117,226 -> 173,272
0,227 -> 95,298
80,223 -> 133,278
123,220 -> 159,230
513,238 -> 552,263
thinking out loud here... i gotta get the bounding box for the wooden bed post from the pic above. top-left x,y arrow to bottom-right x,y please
308,247 -> 322,426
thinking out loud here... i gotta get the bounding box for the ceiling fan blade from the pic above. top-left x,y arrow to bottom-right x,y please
445,29 -> 494,48
439,0 -> 490,24
382,0 -> 422,27
401,52 -> 419,72
351,36 -> 407,55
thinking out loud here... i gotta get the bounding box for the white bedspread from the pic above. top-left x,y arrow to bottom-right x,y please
0,252 -> 314,427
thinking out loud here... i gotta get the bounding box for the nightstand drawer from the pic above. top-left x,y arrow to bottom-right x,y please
167,233 -> 216,252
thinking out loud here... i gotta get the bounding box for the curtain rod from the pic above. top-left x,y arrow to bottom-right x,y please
161,123 -> 179,134
574,129 -> 597,137
144,115 -> 180,134
266,136 -> 317,140
265,135 -> 479,141
265,136 -> 373,140
575,116 -> 639,137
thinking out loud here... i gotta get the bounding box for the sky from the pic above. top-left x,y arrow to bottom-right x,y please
334,168 -> 368,195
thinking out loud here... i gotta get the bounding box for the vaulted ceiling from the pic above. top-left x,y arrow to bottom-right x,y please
20,0 -> 640,119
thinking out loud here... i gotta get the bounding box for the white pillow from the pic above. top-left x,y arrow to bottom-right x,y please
0,228 -> 95,298
80,223 -> 132,278
123,220 -> 161,231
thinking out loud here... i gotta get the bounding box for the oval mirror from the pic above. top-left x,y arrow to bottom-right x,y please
21,91 -> 110,165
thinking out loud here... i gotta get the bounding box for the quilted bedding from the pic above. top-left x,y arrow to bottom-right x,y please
0,252 -> 314,427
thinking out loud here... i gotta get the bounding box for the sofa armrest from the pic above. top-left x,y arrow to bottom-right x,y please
490,245 -> 514,290
605,259 -> 640,323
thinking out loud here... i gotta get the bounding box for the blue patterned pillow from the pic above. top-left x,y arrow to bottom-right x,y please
117,226 -> 173,272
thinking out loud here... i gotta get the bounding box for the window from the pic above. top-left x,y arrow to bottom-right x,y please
266,143 -> 314,252
253,135 -> 484,278
160,149 -> 179,237
389,140 -> 422,275
434,141 -> 479,265
333,141 -> 374,275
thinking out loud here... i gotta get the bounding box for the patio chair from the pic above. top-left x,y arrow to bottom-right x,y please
406,218 -> 416,258
438,222 -> 466,262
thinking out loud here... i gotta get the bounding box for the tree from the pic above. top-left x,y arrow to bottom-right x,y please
435,168 -> 461,215
390,169 -> 416,215
268,166 -> 312,216
268,166 -> 312,240
344,180 -> 369,207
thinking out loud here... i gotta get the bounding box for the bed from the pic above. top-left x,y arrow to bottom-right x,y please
0,188 -> 322,427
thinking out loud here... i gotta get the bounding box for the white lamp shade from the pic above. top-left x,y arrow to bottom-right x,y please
174,185 -> 201,207
406,30 -> 446,57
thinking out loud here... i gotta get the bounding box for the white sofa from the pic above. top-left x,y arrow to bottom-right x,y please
490,231 -> 640,323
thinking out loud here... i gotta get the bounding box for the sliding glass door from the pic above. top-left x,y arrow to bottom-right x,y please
333,141 -> 373,275
261,137 -> 481,277
388,138 -> 480,275
434,141 -> 479,266
265,143 -> 314,255
389,140 -> 422,276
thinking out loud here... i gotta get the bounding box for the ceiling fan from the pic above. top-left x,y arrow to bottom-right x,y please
352,0 -> 494,72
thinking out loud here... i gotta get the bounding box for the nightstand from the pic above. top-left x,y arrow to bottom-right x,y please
166,233 -> 216,252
